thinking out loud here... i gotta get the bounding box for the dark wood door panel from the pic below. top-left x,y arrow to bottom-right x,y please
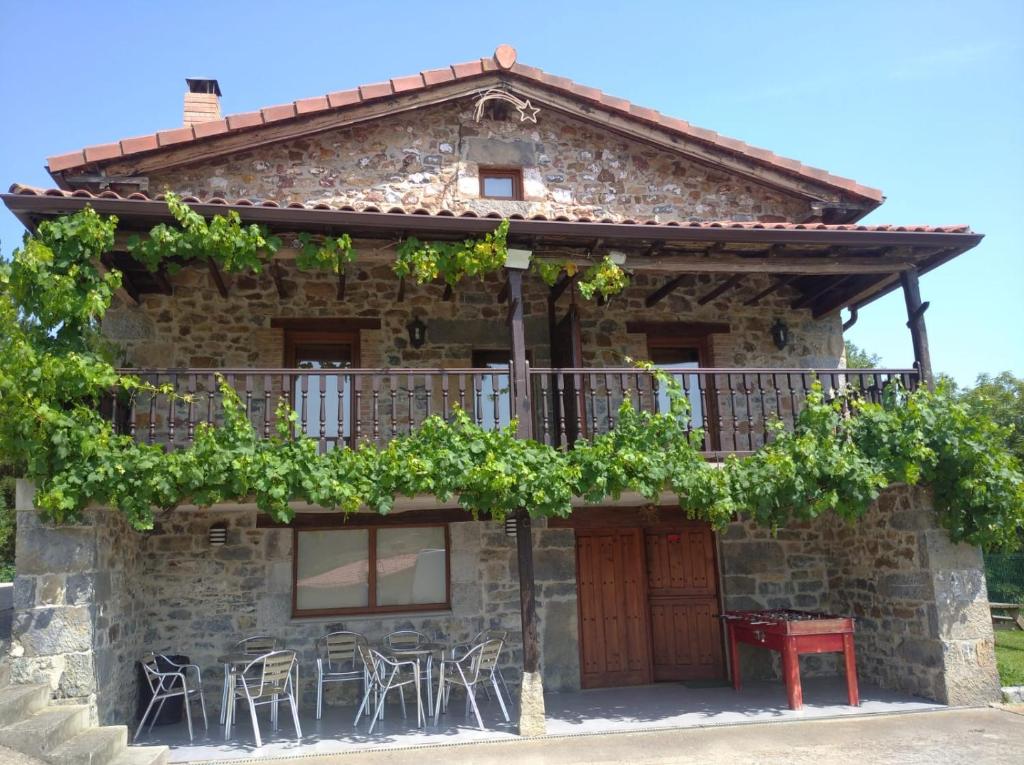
576,528 -> 652,688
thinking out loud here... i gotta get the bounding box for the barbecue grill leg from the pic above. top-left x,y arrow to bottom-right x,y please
782,638 -> 802,710
728,625 -> 742,691
843,634 -> 860,706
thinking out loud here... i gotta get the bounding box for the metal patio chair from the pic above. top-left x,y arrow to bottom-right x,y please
383,630 -> 427,649
232,635 -> 278,654
225,650 -> 302,748
354,645 -> 423,733
434,638 -> 508,730
315,630 -> 368,719
135,652 -> 208,742
450,629 -> 512,704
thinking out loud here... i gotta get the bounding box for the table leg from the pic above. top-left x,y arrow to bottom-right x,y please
728,624 -> 742,691
223,668 -> 234,741
843,634 -> 860,706
415,659 -> 424,728
425,654 -> 433,718
781,637 -> 802,711
220,662 -> 230,726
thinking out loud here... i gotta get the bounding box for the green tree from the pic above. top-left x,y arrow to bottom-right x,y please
957,372 -> 1024,466
845,340 -> 881,369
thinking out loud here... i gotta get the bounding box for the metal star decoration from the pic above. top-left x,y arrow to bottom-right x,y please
474,89 -> 541,124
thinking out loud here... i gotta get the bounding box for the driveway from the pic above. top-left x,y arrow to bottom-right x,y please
239,707 -> 1024,765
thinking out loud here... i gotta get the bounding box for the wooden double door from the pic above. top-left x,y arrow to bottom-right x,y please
574,519 -> 724,688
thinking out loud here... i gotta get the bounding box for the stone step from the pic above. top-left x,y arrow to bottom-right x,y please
45,725 -> 127,765
109,745 -> 170,765
0,705 -> 90,759
0,683 -> 50,727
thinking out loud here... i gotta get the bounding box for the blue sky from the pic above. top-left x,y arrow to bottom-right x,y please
1,1 -> 1021,384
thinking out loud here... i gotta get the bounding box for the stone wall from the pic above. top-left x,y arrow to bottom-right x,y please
826,485 -> 1001,705
9,481 -> 148,725
719,515 -> 837,680
149,100 -> 812,225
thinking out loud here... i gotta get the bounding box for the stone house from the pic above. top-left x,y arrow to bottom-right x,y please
2,44 -> 1000,736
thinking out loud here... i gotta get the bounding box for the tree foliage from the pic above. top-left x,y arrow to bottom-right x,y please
0,203 -> 1021,553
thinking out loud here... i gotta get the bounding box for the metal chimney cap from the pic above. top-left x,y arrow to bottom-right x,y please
185,78 -> 222,96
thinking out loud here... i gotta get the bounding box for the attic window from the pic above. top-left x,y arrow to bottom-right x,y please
479,168 -> 523,200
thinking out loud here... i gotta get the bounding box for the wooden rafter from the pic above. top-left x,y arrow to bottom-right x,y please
271,260 -> 287,299
396,277 -> 406,303
442,283 -> 453,302
743,275 -> 795,306
99,255 -> 140,307
549,272 -> 578,303
697,274 -> 744,306
645,274 -> 687,308
791,275 -> 854,310
152,267 -> 173,296
207,257 -> 229,298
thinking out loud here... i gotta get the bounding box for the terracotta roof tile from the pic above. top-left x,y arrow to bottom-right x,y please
225,111 -> 263,130
294,96 -> 330,114
192,119 -> 230,139
83,142 -> 122,162
261,103 -> 298,123
326,89 -> 360,108
119,135 -> 160,154
5,184 -> 969,234
42,45 -> 884,204
358,81 -> 393,101
156,127 -> 195,147
390,74 -> 425,93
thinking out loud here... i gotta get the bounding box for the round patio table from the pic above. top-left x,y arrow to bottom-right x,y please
217,651 -> 298,739
379,642 -> 447,728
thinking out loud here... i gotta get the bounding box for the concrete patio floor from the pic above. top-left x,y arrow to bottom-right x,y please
132,677 -> 945,763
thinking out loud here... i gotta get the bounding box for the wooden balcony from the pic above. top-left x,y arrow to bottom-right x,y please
107,366 -> 920,459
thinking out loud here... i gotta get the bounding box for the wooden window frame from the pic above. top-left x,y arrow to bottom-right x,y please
644,334 -> 721,453
292,523 -> 452,618
478,167 -> 524,201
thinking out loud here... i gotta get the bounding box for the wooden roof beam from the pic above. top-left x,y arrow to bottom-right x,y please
697,274 -> 744,306
744,275 -> 795,306
791,275 -> 854,310
645,274 -> 687,307
207,257 -> 229,298
152,267 -> 173,296
271,260 -> 287,299
99,255 -> 140,307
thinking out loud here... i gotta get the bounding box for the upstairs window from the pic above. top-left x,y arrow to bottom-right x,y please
479,168 -> 523,200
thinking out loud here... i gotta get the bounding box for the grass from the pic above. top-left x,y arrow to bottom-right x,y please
994,630 -> 1024,686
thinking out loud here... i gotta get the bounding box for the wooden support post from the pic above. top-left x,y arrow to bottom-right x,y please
207,258 -> 229,298
506,266 -> 545,735
900,268 -> 933,389
515,510 -> 546,735
336,267 -> 346,301
697,274 -> 744,306
271,261 -> 287,299
645,274 -> 687,307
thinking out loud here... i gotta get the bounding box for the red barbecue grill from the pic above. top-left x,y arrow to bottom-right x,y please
722,609 -> 859,710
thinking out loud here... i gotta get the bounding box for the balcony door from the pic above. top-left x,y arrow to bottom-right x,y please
647,338 -> 718,452
284,330 -> 357,448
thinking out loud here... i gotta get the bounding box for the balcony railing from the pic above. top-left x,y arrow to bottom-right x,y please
106,366 -> 919,457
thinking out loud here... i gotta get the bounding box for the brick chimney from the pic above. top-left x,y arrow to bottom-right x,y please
184,78 -> 222,127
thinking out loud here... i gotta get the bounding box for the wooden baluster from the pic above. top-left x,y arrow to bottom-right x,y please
244,375 -> 253,424
538,373 -> 551,445
473,374 -> 483,427
337,372 -> 346,447
262,375 -> 271,440
491,370 -> 501,431
372,375 -> 381,445
110,385 -> 119,436
652,374 -> 661,415
407,372 -> 415,434
389,373 -> 398,440
166,374 -> 176,451
441,372 -> 450,420
207,374 -> 216,427
787,373 -> 798,432
318,372 -> 327,454
458,373 -> 467,413
771,373 -> 783,440
757,374 -> 769,448
555,372 -> 568,448
715,374 -> 726,451
425,372 -> 433,424
300,374 -> 309,439
680,371 -> 692,435
353,375 -> 362,444
604,373 -> 615,431
588,373 -> 598,435
744,375 -> 755,452
147,373 -> 158,445
282,375 -> 293,439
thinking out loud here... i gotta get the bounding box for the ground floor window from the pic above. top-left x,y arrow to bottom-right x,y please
293,525 -> 449,616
